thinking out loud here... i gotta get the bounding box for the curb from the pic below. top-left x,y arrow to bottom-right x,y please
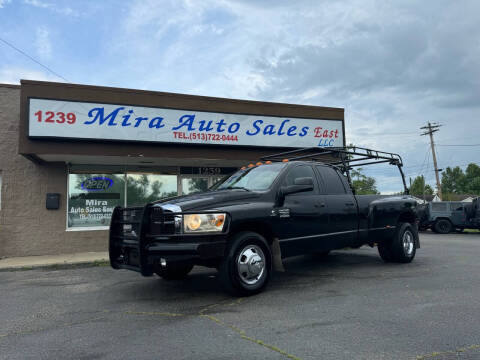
0,259 -> 110,272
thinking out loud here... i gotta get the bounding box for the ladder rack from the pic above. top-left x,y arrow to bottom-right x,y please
261,146 -> 409,194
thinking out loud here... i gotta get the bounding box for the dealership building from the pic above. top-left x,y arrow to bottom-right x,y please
0,80 -> 345,258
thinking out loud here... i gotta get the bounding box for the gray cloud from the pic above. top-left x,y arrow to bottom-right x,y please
251,1 -> 480,109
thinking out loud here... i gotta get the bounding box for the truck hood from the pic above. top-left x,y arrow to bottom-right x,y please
152,190 -> 261,211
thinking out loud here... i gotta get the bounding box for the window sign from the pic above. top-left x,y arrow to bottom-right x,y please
68,174 -> 124,228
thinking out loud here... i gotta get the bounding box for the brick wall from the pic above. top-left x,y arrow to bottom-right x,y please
0,85 -> 108,258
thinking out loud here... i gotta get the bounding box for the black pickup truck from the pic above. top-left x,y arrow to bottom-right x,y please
109,147 -> 420,295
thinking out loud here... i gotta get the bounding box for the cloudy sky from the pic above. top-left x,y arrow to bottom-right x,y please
1,0 -> 479,193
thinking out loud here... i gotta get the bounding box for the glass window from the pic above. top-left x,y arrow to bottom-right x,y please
126,174 -> 177,206
316,166 -> 346,194
210,175 -> 228,189
282,165 -> 316,194
338,173 -> 353,194
215,163 -> 286,191
68,173 -> 125,228
181,177 -> 209,195
431,202 -> 448,212
450,202 -> 463,211
68,169 -> 241,229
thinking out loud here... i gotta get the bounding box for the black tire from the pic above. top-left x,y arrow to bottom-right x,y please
378,241 -> 394,262
434,219 -> 452,234
156,263 -> 194,280
378,222 -> 417,263
219,231 -> 272,296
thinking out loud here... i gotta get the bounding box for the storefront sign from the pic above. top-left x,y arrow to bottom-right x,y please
29,98 -> 344,148
81,177 -> 114,191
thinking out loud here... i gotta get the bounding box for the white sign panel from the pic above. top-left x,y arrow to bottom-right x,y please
28,98 -> 344,148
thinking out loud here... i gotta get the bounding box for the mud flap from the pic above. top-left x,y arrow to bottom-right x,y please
414,224 -> 421,249
271,238 -> 285,272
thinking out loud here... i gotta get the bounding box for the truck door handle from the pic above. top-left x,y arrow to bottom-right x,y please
315,202 -> 326,208
345,202 -> 355,206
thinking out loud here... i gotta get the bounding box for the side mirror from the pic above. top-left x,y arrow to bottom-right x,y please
275,177 -> 314,207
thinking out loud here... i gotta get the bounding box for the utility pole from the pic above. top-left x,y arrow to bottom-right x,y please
421,122 -> 442,200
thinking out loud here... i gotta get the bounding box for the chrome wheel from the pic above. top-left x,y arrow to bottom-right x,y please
237,245 -> 266,286
402,230 -> 414,256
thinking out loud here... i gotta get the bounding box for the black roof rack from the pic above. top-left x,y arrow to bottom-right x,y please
261,146 -> 409,194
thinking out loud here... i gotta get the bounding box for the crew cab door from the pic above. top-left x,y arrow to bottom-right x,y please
315,165 -> 359,248
275,164 -> 329,257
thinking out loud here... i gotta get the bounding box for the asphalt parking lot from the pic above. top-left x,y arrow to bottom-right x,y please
1,232 -> 480,360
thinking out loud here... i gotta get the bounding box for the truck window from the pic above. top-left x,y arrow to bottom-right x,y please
338,173 -> 353,194
283,165 -> 316,194
451,202 -> 464,211
431,203 -> 448,212
316,166 -> 346,194
215,163 -> 286,191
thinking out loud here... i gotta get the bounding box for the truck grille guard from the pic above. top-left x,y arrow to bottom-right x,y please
109,204 -> 227,275
109,204 -> 181,276
109,205 -> 153,275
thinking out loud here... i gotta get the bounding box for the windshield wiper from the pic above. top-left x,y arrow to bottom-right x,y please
225,186 -> 251,192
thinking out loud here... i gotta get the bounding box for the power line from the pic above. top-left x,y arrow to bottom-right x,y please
436,135 -> 480,142
405,162 -> 478,177
436,144 -> 480,147
352,131 -> 419,138
0,36 -> 69,82
418,145 -> 431,180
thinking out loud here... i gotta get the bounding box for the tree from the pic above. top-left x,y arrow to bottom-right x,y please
409,175 -> 434,196
440,163 -> 480,196
441,166 -> 466,194
126,174 -> 177,205
464,163 -> 480,194
350,168 -> 379,195
183,178 -> 209,195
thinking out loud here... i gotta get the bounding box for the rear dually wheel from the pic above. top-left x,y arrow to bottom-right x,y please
378,222 -> 417,263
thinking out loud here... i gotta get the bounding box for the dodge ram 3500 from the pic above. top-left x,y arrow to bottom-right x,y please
109,147 -> 419,296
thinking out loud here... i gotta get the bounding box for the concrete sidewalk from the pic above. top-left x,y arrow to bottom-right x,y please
0,252 -> 109,271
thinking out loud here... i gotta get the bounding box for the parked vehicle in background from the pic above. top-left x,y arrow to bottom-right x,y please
419,197 -> 480,233
109,147 -> 420,296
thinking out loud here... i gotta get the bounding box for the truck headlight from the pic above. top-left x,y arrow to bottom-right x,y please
183,213 -> 226,233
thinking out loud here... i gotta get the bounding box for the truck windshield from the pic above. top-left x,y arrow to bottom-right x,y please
213,163 -> 286,191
